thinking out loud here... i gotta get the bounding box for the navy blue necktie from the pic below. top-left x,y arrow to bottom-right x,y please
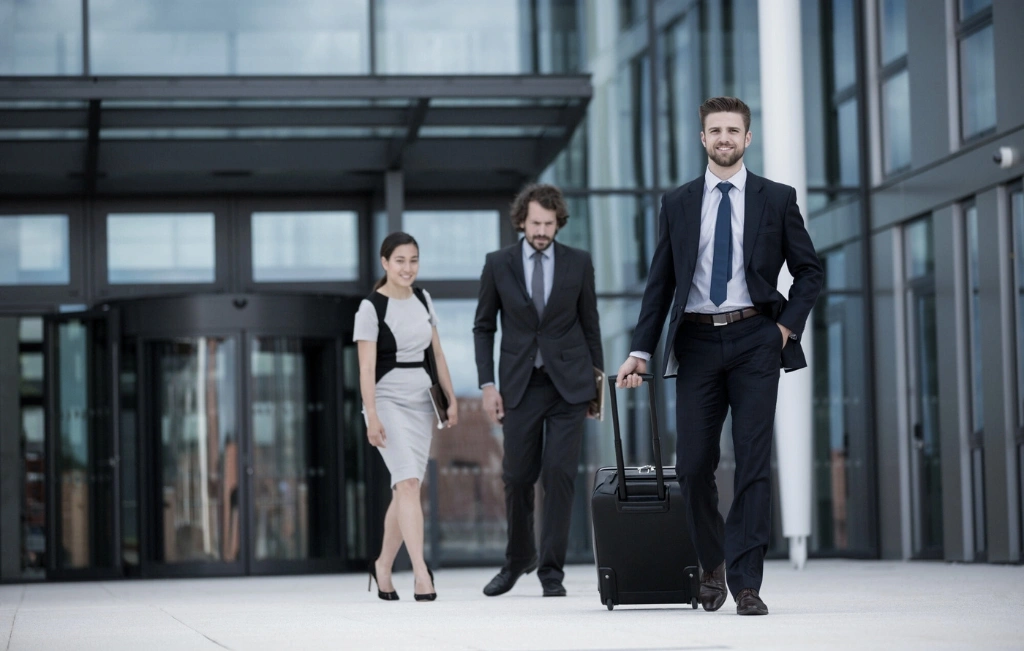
709,181 -> 734,307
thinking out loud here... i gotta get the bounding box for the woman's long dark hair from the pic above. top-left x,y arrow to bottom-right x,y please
373,231 -> 419,290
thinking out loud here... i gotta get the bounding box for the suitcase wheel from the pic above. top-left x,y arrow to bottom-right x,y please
691,597 -> 698,609
606,598 -> 614,611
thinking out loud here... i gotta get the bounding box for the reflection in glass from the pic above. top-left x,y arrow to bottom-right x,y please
58,321 -> 90,568
1011,189 -> 1024,552
1013,190 -> 1024,432
882,70 -> 911,174
56,318 -> 114,569
536,0 -> 581,74
401,211 -> 500,280
565,194 -> 655,294
0,0 -> 82,74
107,213 -> 215,284
837,99 -> 860,187
251,337 -> 337,561
965,205 -> 983,435
811,247 -> 872,553
880,0 -> 907,65
154,337 -> 238,563
904,217 -> 942,556
342,343 -> 368,562
0,215 -> 70,285
89,0 -> 368,74
656,0 -> 761,187
424,299 -> 505,563
831,0 -> 857,90
960,25 -> 996,140
965,204 -> 986,557
20,316 -> 46,577
904,218 -> 933,280
617,56 -> 653,189
251,211 -> 358,283
375,0 -> 526,74
120,340 -> 139,566
659,8 -> 702,187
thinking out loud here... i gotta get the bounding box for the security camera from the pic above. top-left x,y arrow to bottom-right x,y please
993,146 -> 1021,169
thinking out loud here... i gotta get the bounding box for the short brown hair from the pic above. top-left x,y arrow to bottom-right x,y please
509,183 -> 569,232
699,97 -> 751,132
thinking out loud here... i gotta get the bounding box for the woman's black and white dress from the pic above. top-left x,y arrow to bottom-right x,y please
353,290 -> 438,486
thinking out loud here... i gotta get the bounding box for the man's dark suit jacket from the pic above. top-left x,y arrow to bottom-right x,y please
631,171 -> 823,376
474,240 -> 604,410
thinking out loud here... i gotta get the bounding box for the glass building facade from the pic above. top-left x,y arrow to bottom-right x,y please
2,0 -> 1023,583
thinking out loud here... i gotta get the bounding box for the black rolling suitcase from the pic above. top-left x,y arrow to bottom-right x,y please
591,374 -> 700,610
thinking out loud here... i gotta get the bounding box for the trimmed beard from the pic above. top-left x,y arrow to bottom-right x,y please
707,145 -> 744,168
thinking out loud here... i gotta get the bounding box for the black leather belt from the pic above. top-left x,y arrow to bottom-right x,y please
683,307 -> 760,326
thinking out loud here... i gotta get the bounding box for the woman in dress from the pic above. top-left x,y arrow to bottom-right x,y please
355,231 -> 458,601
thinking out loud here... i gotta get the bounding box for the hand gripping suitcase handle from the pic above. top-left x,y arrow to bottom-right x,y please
606,374 -> 666,501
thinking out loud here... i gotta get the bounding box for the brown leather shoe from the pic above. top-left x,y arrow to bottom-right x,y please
699,562 -> 727,612
735,588 -> 768,615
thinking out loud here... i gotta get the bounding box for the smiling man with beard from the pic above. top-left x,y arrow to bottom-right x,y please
473,183 -> 603,598
616,97 -> 822,616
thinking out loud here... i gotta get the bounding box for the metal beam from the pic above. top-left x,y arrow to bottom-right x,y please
0,75 -> 593,101
387,98 -> 429,169
84,99 -> 101,194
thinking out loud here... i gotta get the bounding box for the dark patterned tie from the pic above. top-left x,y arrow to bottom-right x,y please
532,251 -> 545,368
710,181 -> 734,306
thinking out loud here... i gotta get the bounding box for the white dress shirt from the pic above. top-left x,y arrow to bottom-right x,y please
686,165 -> 754,313
631,165 -> 754,361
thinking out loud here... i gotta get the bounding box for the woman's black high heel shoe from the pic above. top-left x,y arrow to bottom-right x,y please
368,560 -> 399,601
414,566 -> 437,602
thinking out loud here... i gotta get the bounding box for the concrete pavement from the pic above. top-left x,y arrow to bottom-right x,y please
2,559 -> 1022,650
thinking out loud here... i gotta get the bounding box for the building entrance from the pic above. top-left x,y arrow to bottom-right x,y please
42,293 -> 370,579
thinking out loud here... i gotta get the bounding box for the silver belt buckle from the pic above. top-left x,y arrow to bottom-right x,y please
637,465 -> 655,474
712,313 -> 728,326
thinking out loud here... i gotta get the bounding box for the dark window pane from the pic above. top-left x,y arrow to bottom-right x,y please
880,0 -> 907,64
831,0 -> 857,91
960,0 -> 992,20
960,25 -> 996,139
904,217 -> 933,280
837,99 -> 860,186
882,69 -> 911,174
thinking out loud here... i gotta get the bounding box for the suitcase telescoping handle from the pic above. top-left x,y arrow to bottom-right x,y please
606,373 -> 666,501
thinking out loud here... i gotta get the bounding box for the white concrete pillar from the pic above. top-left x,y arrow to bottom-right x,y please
757,0 -> 813,570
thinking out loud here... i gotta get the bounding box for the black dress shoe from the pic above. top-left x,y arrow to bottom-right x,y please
541,579 -> 566,597
735,588 -> 768,615
482,558 -> 538,597
699,562 -> 727,612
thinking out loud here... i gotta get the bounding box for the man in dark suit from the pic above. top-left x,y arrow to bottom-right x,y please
616,97 -> 823,616
474,183 -> 603,598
